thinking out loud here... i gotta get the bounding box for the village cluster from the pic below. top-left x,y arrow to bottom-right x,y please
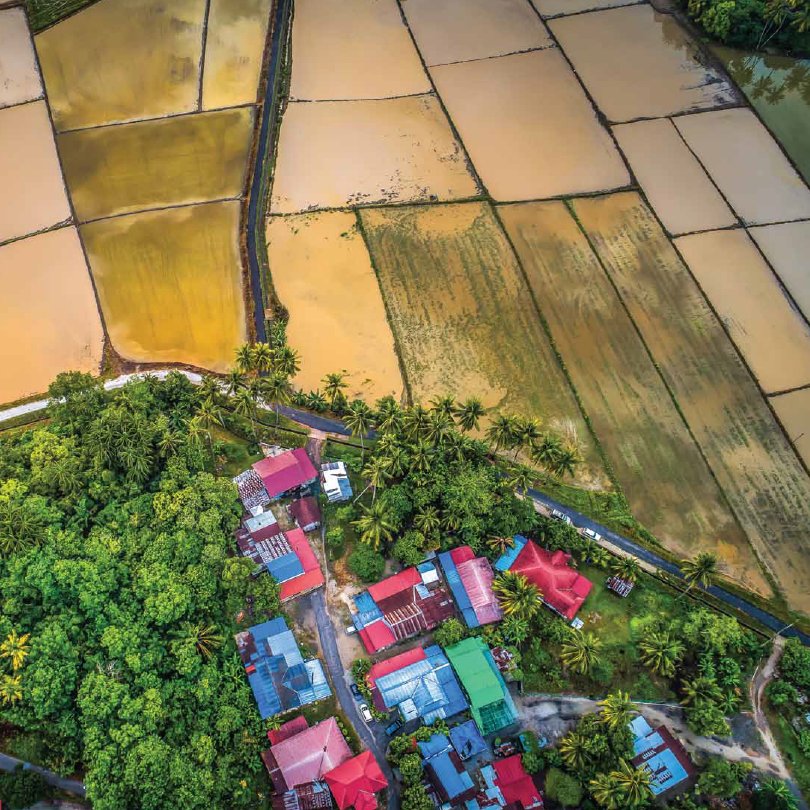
230,446 -> 696,810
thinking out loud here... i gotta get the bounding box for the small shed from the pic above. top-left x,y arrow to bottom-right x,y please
606,575 -> 634,598
289,496 -> 322,532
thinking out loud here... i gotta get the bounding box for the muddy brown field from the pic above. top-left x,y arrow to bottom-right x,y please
430,48 -> 629,200
574,192 -> 810,615
533,0 -> 640,16
0,7 -> 42,108
266,211 -> 404,402
770,389 -> 810,469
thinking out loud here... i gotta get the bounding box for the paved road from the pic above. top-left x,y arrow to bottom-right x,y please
308,590 -> 398,810
0,751 -> 85,798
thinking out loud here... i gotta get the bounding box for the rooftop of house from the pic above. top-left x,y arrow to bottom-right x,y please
439,546 -> 503,628
492,755 -> 544,809
449,719 -> 488,761
418,734 -> 477,804
324,750 -> 387,810
289,495 -> 322,529
320,461 -> 353,501
235,618 -> 331,719
495,536 -> 593,621
278,528 -> 325,601
234,468 -> 271,512
253,448 -> 318,499
630,716 -> 696,797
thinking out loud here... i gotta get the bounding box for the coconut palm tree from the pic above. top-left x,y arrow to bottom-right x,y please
551,444 -> 583,479
492,571 -> 543,620
305,391 -> 328,412
756,778 -> 798,810
598,691 -> 636,730
375,396 -> 402,434
357,456 -> 391,504
559,730 -> 589,771
487,535 -> 515,557
502,615 -> 530,646
445,431 -> 470,464
679,551 -> 718,598
507,466 -> 534,495
0,629 -> 30,671
515,417 -> 542,459
589,772 -> 620,809
414,506 -> 441,537
199,374 -> 222,403
455,397 -> 485,432
234,388 -> 258,441
196,398 -> 223,463
260,373 -> 291,423
353,501 -> 395,551
274,346 -> 300,379
252,342 -> 274,373
323,372 -> 348,410
530,432 -> 563,471
344,400 -> 374,456
404,404 -> 431,440
425,410 -> 453,447
429,394 -> 456,420
590,547 -> 611,570
486,414 -> 518,453
561,631 -> 603,675
0,674 -> 22,706
612,556 -> 641,583
611,759 -> 652,807
680,675 -> 722,707
179,622 -> 224,661
234,343 -> 255,373
638,631 -> 684,678
381,443 -> 408,479
410,441 -> 433,475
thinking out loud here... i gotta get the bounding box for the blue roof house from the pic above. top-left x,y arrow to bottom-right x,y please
418,734 -> 477,805
235,617 -> 331,719
629,716 -> 696,797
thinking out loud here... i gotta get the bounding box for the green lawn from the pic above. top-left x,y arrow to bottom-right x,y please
767,704 -> 810,801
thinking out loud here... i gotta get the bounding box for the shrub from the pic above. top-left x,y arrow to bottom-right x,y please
545,767 -> 583,808
433,618 -> 467,649
348,544 -> 385,582
0,766 -> 51,809
325,526 -> 345,557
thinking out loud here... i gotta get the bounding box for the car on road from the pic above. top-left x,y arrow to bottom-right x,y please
385,718 -> 402,737
350,683 -> 363,700
581,527 -> 602,542
550,508 -> 573,525
359,703 -> 373,723
345,624 -> 358,635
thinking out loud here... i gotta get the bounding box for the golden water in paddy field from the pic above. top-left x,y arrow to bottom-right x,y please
401,0 -> 551,66
0,7 -> 42,108
676,229 -> 810,395
430,49 -> 628,201
0,228 -> 104,403
289,0 -> 429,101
498,201 -> 768,595
360,201 -> 608,490
550,4 -> 735,122
749,221 -> 810,322
574,192 -> 810,615
770,389 -> 810,469
0,101 -> 71,243
266,212 -> 404,402
58,107 -> 254,221
35,0 -> 206,130
612,119 -> 737,236
674,109 -> 810,226
269,95 -> 479,213
532,0 -> 639,16
201,0 -> 272,109
81,202 -> 246,371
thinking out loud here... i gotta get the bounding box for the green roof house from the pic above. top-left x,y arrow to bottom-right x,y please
444,637 -> 518,735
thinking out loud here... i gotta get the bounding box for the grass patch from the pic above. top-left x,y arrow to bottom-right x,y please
211,426 -> 265,478
766,703 -> 810,801
24,0 -> 100,31
299,697 -> 362,755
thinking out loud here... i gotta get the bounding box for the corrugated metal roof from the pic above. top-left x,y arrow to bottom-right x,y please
267,551 -> 306,583
439,550 -> 478,628
450,720 -> 487,760
494,535 -> 527,571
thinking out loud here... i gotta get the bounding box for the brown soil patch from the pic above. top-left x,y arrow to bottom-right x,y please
430,48 -> 629,201
770,389 -> 810,469
612,118 -> 737,236
0,227 -> 104,403
550,4 -> 736,122
0,7 -> 42,108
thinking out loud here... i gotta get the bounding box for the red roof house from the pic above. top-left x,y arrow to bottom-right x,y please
253,449 -> 318,500
324,751 -> 387,810
268,715 -> 310,744
279,528 -> 325,602
262,717 -> 352,793
510,541 -> 592,621
493,755 -> 543,809
289,496 -> 322,532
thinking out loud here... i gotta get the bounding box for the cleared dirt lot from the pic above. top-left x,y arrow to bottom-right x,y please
402,0 -> 551,66
360,201 -> 608,489
676,229 -> 810,395
35,0 -> 206,130
612,119 -> 737,236
499,200 -> 769,595
0,7 -> 42,108
58,107 -> 254,221
82,201 -> 246,371
550,4 -> 736,122
202,0 -> 272,109
674,108 -> 810,225
0,100 -> 71,243
289,0 -> 429,101
574,192 -> 810,616
266,211 -> 404,402
430,48 -> 629,200
269,95 -> 479,213
0,227 -> 104,402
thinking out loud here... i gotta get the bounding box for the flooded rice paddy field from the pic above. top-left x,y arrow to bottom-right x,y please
266,212 -> 403,402
262,0 -> 810,607
359,202 -> 608,490
0,7 -> 42,108
58,107 -> 254,221
82,202 -> 245,372
675,229 -> 810,395
499,201 -> 768,595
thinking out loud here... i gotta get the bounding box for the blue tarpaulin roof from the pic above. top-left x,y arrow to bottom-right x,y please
494,535 -> 527,572
352,591 -> 383,629
266,550 -> 305,583
450,720 -> 487,760
439,551 -> 478,628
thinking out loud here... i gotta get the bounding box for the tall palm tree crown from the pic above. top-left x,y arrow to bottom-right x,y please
353,501 -> 395,550
492,571 -> 543,620
561,631 -> 603,675
0,629 -> 30,671
638,631 -> 684,678
598,691 -> 636,730
680,551 -> 718,594
455,397 -> 485,432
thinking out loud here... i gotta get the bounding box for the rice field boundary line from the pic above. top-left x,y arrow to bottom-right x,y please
196,0 -> 213,112
393,0 -> 488,198
0,218 -> 72,249
671,218 -> 810,240
562,197 -> 777,597
266,193 -> 489,218
606,102 -> 745,127
77,195 -> 244,226
769,382 -> 810,398
427,43 -> 556,69
288,90 -> 436,104
0,93 -> 45,112
353,209 -> 415,407
54,102 -> 257,135
531,0 -> 646,22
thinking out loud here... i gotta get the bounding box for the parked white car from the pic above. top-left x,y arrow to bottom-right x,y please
581,527 -> 602,542
359,703 -> 373,723
550,508 -> 572,526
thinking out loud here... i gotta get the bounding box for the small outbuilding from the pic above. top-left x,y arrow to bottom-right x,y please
289,495 -> 322,532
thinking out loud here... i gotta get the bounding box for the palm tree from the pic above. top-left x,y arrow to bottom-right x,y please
323,372 -> 348,410
0,674 -> 22,706
425,410 -> 453,447
157,427 -> 183,459
410,441 -> 433,475
611,759 -> 652,807
487,535 -> 515,557
225,368 -> 246,397
445,431 -> 470,464
680,675 -> 722,707
235,388 -> 258,441
638,631 -> 684,678
235,343 -> 255,373
181,622 -> 224,661
756,778 -> 798,810
199,374 -> 222,403
252,342 -> 274,373
306,390 -> 328,412
196,398 -> 223,463
492,571 -> 543,620
344,400 -> 374,456
561,631 -> 603,675
589,772 -> 620,809
559,730 -> 589,770
507,466 -> 534,495
375,396 -> 402,434
679,551 -> 718,598
358,457 -> 391,504
0,629 -> 30,671
260,373 -> 291,423
353,501 -> 395,550
598,691 -> 636,730
414,506 -> 440,537
590,547 -> 611,569
612,556 -> 641,584
404,404 -> 430,440
486,414 -> 518,453
274,346 -> 300,379
455,397 -> 485,432
530,432 -> 562,471
382,443 -> 408,478
430,394 -> 456,420
502,615 -> 530,646
550,443 -> 582,479
515,417 -> 542,459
